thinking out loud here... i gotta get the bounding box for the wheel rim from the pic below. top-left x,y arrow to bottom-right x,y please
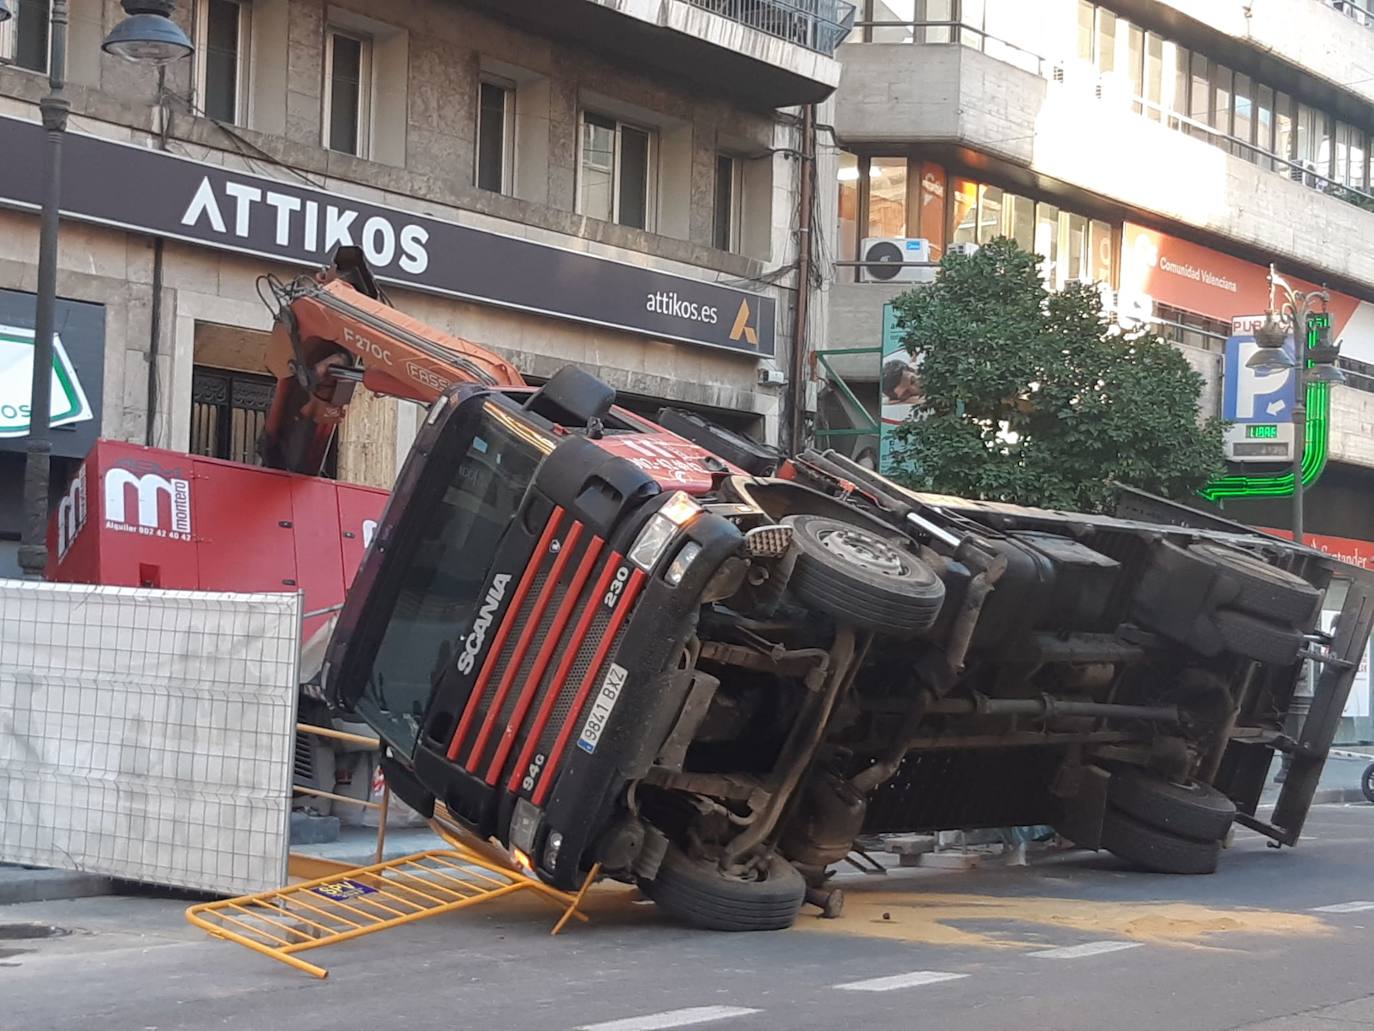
816,526 -> 909,577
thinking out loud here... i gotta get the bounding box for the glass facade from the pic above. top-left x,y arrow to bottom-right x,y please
844,156 -> 1114,290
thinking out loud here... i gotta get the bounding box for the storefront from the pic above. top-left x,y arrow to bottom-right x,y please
0,114 -> 783,573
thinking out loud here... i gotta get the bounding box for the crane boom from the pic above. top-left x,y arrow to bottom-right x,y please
259,248 -> 526,474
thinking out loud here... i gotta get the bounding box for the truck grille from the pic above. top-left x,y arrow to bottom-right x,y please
444,506 -> 646,805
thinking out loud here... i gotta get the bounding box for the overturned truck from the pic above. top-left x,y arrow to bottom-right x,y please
263,253 -> 1373,931
319,379 -> 1373,931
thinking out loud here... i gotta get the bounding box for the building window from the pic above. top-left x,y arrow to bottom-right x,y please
578,112 -> 655,231
190,367 -> 277,467
0,0 -> 50,73
476,78 -> 514,194
836,151 -> 859,263
713,154 -> 743,252
867,157 -> 909,238
324,29 -> 371,158
195,0 -> 251,125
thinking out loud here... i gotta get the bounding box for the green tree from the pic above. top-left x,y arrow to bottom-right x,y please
888,237 -> 1225,512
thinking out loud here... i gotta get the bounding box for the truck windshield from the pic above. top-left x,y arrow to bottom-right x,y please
353,403 -> 545,756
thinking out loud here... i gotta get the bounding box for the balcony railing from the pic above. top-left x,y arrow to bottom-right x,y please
850,19 -> 1374,216
686,0 -> 858,56
1327,0 -> 1374,28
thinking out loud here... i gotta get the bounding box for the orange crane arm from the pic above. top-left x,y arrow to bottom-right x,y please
259,249 -> 526,474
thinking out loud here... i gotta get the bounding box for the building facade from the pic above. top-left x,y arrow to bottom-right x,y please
823,0 -> 1374,734
0,0 -> 852,575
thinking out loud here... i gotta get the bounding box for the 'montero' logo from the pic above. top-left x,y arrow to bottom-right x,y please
104,467 -> 193,540
457,573 -> 512,675
55,465 -> 88,561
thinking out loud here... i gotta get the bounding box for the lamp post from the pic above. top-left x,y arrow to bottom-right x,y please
1244,264 -> 1343,544
13,0 -> 192,580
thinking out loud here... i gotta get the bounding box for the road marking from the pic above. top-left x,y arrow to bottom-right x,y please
576,1006 -> 761,1030
834,970 -> 968,992
1030,940 -> 1144,959
1311,901 -> 1374,913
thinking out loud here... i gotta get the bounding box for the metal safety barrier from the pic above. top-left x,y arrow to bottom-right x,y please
187,812 -> 600,978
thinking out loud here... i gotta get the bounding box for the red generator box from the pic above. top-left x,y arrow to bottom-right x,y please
47,440 -> 390,640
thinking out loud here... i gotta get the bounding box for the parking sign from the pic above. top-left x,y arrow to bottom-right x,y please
1223,334 -> 1296,423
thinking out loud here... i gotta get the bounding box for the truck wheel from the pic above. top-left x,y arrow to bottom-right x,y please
783,514 -> 945,636
1214,608 -> 1305,665
1362,762 -> 1374,805
1188,543 -> 1321,627
640,846 -> 806,932
1108,768 -> 1236,843
1100,807 -> 1221,874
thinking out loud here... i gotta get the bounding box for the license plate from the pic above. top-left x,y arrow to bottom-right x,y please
577,663 -> 627,754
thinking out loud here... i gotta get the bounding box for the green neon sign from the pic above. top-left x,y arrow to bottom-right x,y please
1200,314 -> 1331,501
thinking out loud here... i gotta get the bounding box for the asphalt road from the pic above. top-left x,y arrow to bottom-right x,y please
2,802 -> 1373,1031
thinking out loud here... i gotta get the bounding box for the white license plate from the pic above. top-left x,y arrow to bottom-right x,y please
577,663 -> 627,754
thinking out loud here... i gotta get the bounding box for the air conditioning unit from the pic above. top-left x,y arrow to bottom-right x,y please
859,237 -> 935,284
947,242 -> 980,258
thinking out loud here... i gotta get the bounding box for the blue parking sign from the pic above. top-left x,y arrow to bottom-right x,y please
1223,334 -> 1296,424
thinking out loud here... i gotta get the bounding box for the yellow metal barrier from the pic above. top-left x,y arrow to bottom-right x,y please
292,722 -> 390,866
190,798 -> 601,977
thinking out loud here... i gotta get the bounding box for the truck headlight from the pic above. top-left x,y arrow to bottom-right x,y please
665,541 -> 702,586
629,493 -> 701,572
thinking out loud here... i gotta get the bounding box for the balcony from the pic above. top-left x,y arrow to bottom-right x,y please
457,0 -> 852,107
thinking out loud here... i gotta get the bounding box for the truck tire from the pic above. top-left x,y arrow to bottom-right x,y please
1214,608 -> 1305,665
640,846 -> 806,932
783,514 -> 945,636
1108,768 -> 1236,843
1100,807 -> 1221,875
1362,762 -> 1374,805
1188,543 -> 1321,627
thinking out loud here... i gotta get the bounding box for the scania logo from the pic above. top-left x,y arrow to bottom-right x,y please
457,573 -> 511,675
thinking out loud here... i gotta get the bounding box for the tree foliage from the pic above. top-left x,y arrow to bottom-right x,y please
888,237 -> 1226,513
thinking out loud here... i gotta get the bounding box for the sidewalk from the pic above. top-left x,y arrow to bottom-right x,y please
1260,751 -> 1373,806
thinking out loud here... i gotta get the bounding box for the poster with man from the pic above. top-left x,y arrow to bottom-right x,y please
879,303 -> 924,473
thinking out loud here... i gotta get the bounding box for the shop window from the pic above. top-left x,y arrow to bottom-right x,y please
324,28 -> 372,158
918,162 -> 947,259
836,151 -> 859,264
1089,219 -> 1113,284
1060,211 -> 1089,286
1152,304 -> 1229,353
0,0 -> 49,73
867,157 -> 909,238
713,154 -> 743,252
950,178 -> 978,246
1034,202 -> 1059,285
195,0 -> 251,125
476,77 -> 515,194
578,112 -> 656,231
976,184 -> 1002,245
1005,193 -> 1035,251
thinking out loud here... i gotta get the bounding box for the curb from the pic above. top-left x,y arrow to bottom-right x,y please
0,868 -> 116,906
1312,787 -> 1370,805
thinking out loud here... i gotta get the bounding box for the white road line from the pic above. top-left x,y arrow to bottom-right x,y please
834,970 -> 968,992
575,1006 -> 762,1031
1311,901 -> 1374,913
1031,940 -> 1144,959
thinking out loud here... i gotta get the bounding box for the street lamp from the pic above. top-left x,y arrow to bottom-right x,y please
1243,264 -> 1342,544
16,0 -> 192,580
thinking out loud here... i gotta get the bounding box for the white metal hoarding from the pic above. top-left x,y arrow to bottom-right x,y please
0,580 -> 300,895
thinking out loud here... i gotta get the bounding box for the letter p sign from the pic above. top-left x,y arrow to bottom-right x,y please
1224,335 -> 1296,424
